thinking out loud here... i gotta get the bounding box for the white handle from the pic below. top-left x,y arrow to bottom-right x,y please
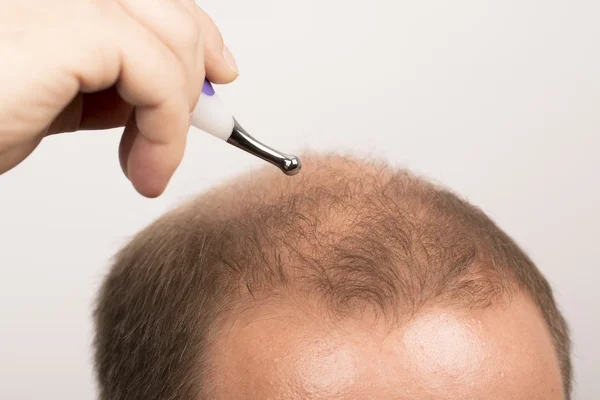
190,81 -> 234,141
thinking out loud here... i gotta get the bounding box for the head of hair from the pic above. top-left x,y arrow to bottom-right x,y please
93,154 -> 571,400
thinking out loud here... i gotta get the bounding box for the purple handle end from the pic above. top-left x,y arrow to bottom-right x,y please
202,79 -> 215,96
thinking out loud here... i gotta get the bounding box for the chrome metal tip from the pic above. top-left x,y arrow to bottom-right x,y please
227,119 -> 302,176
282,156 -> 302,176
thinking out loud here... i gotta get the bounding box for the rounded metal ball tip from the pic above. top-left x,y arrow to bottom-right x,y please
282,156 -> 302,176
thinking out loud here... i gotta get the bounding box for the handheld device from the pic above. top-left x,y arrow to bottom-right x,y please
190,79 -> 301,175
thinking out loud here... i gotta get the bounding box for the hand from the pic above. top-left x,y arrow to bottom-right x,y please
0,0 -> 239,197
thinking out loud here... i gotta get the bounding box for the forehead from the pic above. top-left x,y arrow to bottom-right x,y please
206,293 -> 563,400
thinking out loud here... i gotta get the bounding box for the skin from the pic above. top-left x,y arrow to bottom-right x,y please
208,292 -> 564,399
0,0 -> 238,197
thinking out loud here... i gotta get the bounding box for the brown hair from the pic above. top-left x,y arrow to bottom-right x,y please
94,154 -> 571,400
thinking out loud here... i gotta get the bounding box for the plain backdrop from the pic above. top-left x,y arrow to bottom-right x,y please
1,0 -> 598,398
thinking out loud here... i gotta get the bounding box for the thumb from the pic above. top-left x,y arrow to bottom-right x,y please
196,8 -> 239,84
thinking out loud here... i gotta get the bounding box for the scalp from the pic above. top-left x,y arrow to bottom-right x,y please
94,153 -> 571,400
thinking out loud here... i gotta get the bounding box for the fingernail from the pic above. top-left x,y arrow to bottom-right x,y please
222,46 -> 239,76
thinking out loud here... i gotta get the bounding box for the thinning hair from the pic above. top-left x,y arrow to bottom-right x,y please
94,154 -> 571,400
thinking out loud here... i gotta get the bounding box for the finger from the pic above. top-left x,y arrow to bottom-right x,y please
115,0 -> 204,110
120,109 -> 187,197
108,2 -> 192,196
195,7 -> 239,84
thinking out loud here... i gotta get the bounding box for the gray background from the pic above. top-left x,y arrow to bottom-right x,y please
0,0 -> 598,398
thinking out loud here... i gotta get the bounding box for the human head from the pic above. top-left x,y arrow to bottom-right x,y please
94,154 -> 571,399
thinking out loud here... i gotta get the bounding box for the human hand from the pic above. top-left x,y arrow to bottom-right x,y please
0,0 -> 238,197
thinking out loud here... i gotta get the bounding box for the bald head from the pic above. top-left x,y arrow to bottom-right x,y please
94,154 -> 570,400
